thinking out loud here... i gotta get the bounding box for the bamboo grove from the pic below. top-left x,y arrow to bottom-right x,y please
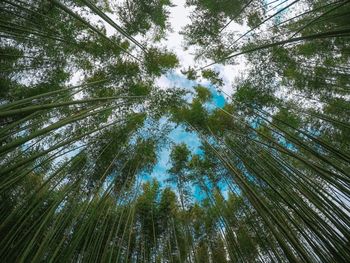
0,0 -> 349,262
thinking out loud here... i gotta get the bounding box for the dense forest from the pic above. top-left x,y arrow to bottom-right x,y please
0,0 -> 349,262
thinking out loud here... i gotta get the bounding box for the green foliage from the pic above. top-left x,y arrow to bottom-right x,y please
172,99 -> 208,130
201,69 -> 224,87
247,11 -> 262,28
181,66 -> 198,80
1,0 -> 350,262
168,143 -> 191,175
234,82 -> 276,108
144,48 -> 179,76
117,0 -> 172,39
194,85 -> 211,102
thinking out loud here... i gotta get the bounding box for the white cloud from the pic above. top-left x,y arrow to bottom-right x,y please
160,0 -> 196,68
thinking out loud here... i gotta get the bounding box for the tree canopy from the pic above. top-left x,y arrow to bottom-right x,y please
1,0 -> 350,262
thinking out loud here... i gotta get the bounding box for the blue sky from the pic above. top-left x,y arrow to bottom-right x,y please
143,72 -> 226,200
69,0 -> 298,201
136,0 -> 293,199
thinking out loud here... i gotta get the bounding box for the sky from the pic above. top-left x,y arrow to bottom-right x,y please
74,0 -> 296,198
146,72 -> 226,198
154,0 -> 250,98
146,0 -> 256,195
148,0 -> 243,190
145,0 -> 300,198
